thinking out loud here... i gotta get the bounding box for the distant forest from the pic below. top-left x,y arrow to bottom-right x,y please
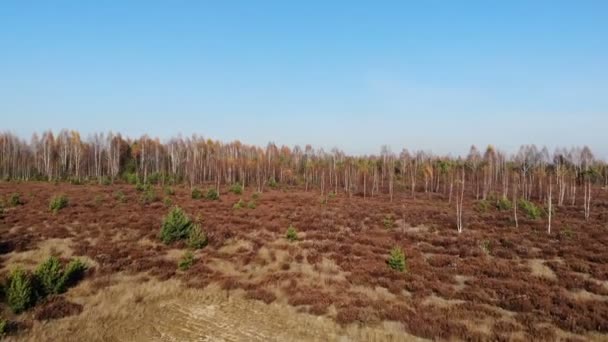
0,131 -> 605,208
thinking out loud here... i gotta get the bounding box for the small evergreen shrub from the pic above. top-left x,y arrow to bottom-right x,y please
163,197 -> 173,207
205,188 -> 219,200
9,193 -> 23,206
60,259 -> 87,290
191,187 -> 203,199
164,187 -> 175,196
34,257 -> 88,297
480,240 -> 492,255
188,224 -> 207,249
383,215 -> 395,229
286,225 -> 298,242
229,183 -> 243,195
115,191 -> 126,203
328,192 -> 336,199
35,256 -> 63,296
247,200 -> 257,209
140,188 -> 158,204
0,318 -> 6,335
49,195 -> 68,213
475,200 -> 491,213
252,192 -> 261,200
178,251 -> 195,271
268,177 -> 278,189
497,197 -> 512,211
6,268 -> 34,314
160,206 -> 193,244
166,175 -> 179,185
136,182 -> 151,192
148,172 -> 161,185
100,176 -> 111,186
519,199 -> 541,220
388,247 -> 406,272
233,199 -> 245,209
123,172 -> 138,185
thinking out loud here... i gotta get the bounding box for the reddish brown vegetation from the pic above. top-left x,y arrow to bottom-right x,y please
1,181 -> 607,340
33,296 -> 83,321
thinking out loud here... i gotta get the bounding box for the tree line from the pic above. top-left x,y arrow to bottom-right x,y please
1,131 -> 606,212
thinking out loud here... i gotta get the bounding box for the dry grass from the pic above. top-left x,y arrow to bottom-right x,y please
11,275 -> 426,342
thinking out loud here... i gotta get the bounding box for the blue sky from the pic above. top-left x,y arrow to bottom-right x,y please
1,1 -> 607,157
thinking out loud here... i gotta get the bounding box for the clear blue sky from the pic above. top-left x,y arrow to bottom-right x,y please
1,1 -> 607,157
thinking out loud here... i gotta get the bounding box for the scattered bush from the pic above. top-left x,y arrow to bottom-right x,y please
519,199 -> 542,220
475,200 -> 492,213
252,192 -> 261,200
0,318 -> 5,335
123,172 -> 138,185
286,225 -> 298,242
178,251 -> 195,271
35,256 -> 63,296
166,175 -> 179,185
383,215 -> 395,229
328,191 -> 336,199
140,188 -> 158,204
387,247 -> 406,272
34,257 -> 87,297
164,187 -> 175,196
135,182 -> 145,192
49,194 -> 68,213
247,200 -> 257,209
497,197 -> 512,211
60,259 -> 87,290
268,177 -> 278,189
229,183 -> 243,194
147,172 -> 161,185
188,224 -> 207,249
163,197 -> 172,207
205,188 -> 220,200
191,187 -> 203,199
233,199 -> 245,209
6,268 -> 34,314
480,240 -> 492,255
194,213 -> 203,224
100,176 -> 111,186
9,193 -> 23,206
160,206 -> 193,244
115,191 -> 126,203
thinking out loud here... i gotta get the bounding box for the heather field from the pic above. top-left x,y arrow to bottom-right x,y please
1,181 -> 607,341
3,1 -> 608,341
